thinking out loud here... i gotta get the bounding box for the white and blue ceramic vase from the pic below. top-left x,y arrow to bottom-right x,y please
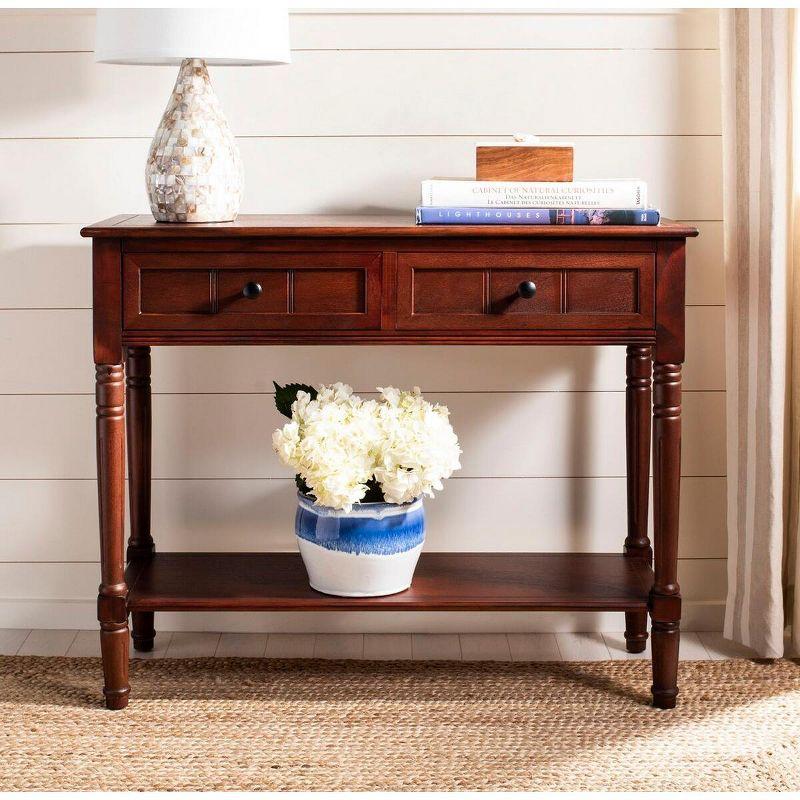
295,492 -> 425,597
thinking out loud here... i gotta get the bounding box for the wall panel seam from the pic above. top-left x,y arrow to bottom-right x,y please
0,475 -> 729,481
0,391 -> 727,397
0,47 -> 721,55
0,557 -> 729,565
0,134 -> 725,141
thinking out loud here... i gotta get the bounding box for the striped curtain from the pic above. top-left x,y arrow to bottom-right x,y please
720,8 -> 800,657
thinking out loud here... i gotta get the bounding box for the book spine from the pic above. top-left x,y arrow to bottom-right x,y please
415,207 -> 661,226
420,180 -> 647,209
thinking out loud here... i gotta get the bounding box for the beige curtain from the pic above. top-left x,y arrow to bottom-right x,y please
721,8 -> 800,658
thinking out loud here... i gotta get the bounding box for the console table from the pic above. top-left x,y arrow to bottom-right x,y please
81,214 -> 697,710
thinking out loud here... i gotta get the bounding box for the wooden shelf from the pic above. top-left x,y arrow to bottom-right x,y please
125,552 -> 653,612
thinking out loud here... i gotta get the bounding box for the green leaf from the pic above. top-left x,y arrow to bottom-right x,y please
361,477 -> 386,504
295,474 -> 313,497
273,381 -> 317,418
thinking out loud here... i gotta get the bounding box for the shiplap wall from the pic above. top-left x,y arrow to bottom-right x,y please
0,9 -> 725,632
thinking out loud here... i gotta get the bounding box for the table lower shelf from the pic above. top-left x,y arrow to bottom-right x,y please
125,552 -> 653,612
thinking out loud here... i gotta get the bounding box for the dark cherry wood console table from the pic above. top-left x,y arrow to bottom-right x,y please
82,214 -> 697,710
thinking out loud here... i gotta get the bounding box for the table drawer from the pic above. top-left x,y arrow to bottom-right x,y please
124,252 -> 383,330
396,252 -> 654,330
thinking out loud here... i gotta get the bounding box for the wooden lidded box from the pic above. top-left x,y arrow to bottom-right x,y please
476,137 -> 574,182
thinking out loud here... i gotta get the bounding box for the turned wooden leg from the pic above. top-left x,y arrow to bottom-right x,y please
96,363 -> 130,710
126,346 -> 155,652
650,362 -> 682,709
624,611 -> 648,654
624,345 -> 652,653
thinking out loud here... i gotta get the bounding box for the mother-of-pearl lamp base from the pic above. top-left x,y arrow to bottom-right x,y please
146,58 -> 243,223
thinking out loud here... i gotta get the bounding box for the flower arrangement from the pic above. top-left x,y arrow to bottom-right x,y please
272,382 -> 461,512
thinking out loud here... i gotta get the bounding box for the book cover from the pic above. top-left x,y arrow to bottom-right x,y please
421,179 -> 647,210
415,207 -> 661,226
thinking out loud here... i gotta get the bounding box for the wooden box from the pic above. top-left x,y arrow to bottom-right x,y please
476,144 -> 574,182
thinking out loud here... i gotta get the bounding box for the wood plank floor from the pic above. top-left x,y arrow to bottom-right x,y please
0,628 -> 767,660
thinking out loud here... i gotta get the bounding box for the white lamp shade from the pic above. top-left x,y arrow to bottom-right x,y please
95,8 -> 291,66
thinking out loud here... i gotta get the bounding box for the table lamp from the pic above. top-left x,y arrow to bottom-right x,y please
95,8 -> 290,223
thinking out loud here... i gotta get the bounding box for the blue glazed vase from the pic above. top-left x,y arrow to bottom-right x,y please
295,492 -> 426,597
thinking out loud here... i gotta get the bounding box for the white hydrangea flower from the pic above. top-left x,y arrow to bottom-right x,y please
373,387 -> 461,505
271,419 -> 299,463
272,383 -> 461,511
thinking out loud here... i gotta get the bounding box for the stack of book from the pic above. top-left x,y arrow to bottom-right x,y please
416,179 -> 659,228
416,142 -> 660,225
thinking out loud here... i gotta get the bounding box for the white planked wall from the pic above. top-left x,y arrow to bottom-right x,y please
0,9 -> 725,632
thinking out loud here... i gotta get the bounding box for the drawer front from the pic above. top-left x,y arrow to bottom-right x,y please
396,252 -> 654,330
124,252 -> 382,330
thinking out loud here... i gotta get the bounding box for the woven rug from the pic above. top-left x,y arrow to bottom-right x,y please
1,656 -> 799,791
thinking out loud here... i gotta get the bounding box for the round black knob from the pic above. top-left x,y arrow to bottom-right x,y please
518,280 -> 537,299
242,281 -> 263,300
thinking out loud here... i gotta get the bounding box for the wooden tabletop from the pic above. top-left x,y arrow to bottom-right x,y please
81,214 -> 699,239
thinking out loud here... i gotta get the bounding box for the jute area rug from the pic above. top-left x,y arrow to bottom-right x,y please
1,656 -> 799,791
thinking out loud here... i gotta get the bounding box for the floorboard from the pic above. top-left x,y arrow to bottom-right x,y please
17,629 -> 77,657
554,632 -> 611,661
0,629 -> 30,656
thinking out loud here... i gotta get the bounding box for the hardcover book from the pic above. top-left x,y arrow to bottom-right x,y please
415,207 -> 661,226
421,179 -> 647,210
